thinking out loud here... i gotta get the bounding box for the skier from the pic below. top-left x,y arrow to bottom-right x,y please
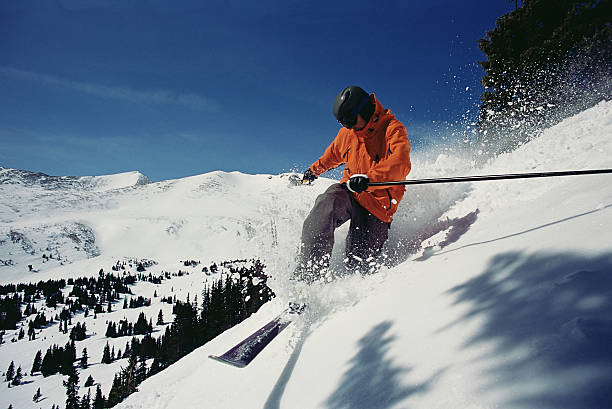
295,86 -> 411,283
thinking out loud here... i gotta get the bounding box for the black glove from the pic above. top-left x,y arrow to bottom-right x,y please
302,169 -> 317,184
346,174 -> 369,193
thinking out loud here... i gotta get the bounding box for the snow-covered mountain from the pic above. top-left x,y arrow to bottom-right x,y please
0,168 -> 328,285
2,100 -> 612,409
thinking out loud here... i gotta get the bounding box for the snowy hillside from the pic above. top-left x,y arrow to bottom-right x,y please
2,100 -> 612,409
0,168 -> 330,285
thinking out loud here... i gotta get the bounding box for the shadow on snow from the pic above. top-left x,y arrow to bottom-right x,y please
446,250 -> 612,408
324,321 -> 436,409
263,325 -> 310,409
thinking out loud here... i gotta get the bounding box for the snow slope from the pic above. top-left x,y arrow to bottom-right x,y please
1,100 -> 611,408
120,100 -> 612,409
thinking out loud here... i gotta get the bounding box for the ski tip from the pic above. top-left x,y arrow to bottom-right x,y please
209,354 -> 248,368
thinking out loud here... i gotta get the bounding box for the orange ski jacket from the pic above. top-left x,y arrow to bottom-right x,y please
310,94 -> 411,223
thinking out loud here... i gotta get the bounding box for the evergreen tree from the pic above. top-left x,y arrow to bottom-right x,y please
70,322 -> 87,341
134,312 -> 152,335
157,309 -> 164,325
80,388 -> 91,409
5,360 -> 14,383
33,387 -> 42,402
63,363 -> 79,409
105,322 -> 117,338
32,350 -> 42,374
60,341 -> 76,375
148,358 -> 161,377
92,385 -> 105,409
477,0 -> 612,152
124,353 -> 139,396
11,366 -> 22,386
84,374 -> 95,387
80,348 -> 89,369
102,342 -> 112,364
106,374 -> 123,407
135,355 -> 148,385
41,347 -> 53,377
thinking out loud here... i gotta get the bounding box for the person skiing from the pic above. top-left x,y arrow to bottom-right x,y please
294,85 -> 411,283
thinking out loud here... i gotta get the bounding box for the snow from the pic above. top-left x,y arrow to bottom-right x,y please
1,100 -> 612,408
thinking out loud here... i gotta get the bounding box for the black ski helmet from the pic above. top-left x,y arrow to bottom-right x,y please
333,86 -> 372,128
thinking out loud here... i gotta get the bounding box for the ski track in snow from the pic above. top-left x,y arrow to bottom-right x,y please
1,100 -> 611,409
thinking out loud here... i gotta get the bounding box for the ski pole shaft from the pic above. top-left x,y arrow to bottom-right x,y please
367,168 -> 612,187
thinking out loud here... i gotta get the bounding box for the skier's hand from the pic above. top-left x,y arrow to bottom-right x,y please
302,169 -> 317,184
346,174 -> 369,193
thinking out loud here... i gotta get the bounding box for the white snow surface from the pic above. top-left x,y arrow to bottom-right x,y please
1,100 -> 612,409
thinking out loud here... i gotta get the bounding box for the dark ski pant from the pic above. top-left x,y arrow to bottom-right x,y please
295,183 -> 390,282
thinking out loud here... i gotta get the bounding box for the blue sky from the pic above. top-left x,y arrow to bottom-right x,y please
0,0 -> 514,182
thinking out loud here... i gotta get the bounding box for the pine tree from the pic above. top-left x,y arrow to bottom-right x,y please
124,353 -> 138,396
157,309 -> 164,325
92,385 -> 105,409
102,342 -> 112,364
80,348 -> 89,368
63,363 -> 79,409
41,346 -> 55,377
105,321 -> 117,338
84,374 -> 95,387
5,360 -> 15,383
80,388 -> 91,409
32,350 -> 42,374
135,355 -> 147,384
134,312 -> 151,335
60,341 -> 76,375
33,387 -> 42,402
106,374 -> 123,407
11,366 -> 22,386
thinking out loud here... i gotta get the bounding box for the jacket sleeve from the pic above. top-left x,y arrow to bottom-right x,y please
309,131 -> 344,177
367,122 -> 411,189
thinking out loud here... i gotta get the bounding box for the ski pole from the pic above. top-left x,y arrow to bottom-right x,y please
367,168 -> 612,187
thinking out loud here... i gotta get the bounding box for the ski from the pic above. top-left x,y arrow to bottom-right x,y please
209,303 -> 305,368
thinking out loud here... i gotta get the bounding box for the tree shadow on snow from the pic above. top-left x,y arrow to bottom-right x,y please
264,325 -> 311,409
324,321 -> 436,409
445,250 -> 612,408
